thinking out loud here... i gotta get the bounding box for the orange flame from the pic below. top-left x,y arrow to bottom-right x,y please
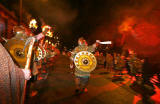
42,25 -> 53,37
42,25 -> 51,32
29,19 -> 38,29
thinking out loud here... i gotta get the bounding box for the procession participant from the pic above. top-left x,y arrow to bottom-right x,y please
113,53 -> 126,77
21,26 -> 49,100
17,26 -> 45,81
128,51 -> 144,83
106,53 -> 113,72
38,37 -> 49,80
0,42 -> 31,104
71,37 -> 98,94
24,26 -> 50,78
69,51 -> 75,74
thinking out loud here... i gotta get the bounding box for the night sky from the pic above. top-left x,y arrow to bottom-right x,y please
1,0 -> 160,58
0,0 -> 136,48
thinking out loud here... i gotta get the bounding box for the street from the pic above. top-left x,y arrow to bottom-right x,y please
27,55 -> 159,104
1,1 -> 160,104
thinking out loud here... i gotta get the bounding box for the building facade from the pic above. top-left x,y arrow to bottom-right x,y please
0,3 -> 19,40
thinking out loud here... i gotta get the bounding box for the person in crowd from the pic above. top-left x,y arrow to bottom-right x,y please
0,42 -> 31,104
113,53 -> 125,77
70,37 -> 98,94
106,53 -> 113,72
16,25 -> 48,99
127,50 -> 144,83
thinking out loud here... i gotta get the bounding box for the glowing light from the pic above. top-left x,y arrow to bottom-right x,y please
47,31 -> 53,37
96,40 -> 100,43
42,25 -> 51,32
98,41 -> 112,44
42,25 -> 53,37
133,95 -> 141,104
29,19 -> 38,29
17,31 -> 22,34
118,17 -> 135,33
128,49 -> 135,55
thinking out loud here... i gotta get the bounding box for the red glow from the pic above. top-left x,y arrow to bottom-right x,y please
151,85 -> 160,103
119,17 -> 160,56
150,75 -> 160,103
130,76 -> 136,84
118,17 -> 136,45
134,21 -> 160,47
133,95 -> 141,104
118,17 -> 135,34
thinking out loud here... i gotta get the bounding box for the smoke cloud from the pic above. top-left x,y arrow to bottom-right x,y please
86,0 -> 160,60
23,0 -> 78,34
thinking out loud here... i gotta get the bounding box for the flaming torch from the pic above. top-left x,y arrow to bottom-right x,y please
47,31 -> 53,37
29,19 -> 38,29
42,25 -> 53,37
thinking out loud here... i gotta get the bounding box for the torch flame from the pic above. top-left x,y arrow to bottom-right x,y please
42,25 -> 53,37
29,19 -> 38,29
42,25 -> 51,32
47,31 -> 53,37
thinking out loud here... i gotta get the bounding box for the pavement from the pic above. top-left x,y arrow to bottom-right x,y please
27,55 -> 160,104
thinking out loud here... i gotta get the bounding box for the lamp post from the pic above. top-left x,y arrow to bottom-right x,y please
19,0 -> 22,25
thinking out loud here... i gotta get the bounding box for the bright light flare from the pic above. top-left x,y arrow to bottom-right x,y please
42,25 -> 53,37
47,31 -> 53,37
29,19 -> 38,29
42,25 -> 51,32
97,40 -> 112,44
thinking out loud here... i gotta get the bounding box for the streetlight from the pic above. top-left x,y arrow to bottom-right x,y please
19,0 -> 23,25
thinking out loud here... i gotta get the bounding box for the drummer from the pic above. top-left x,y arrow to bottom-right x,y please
71,37 -> 98,94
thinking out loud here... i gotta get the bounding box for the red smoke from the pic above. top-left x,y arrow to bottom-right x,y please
119,17 -> 160,57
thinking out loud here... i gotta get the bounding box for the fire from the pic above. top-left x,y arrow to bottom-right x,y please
47,31 -> 53,37
42,25 -> 51,32
29,19 -> 38,29
42,25 -> 53,37
118,17 -> 136,34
